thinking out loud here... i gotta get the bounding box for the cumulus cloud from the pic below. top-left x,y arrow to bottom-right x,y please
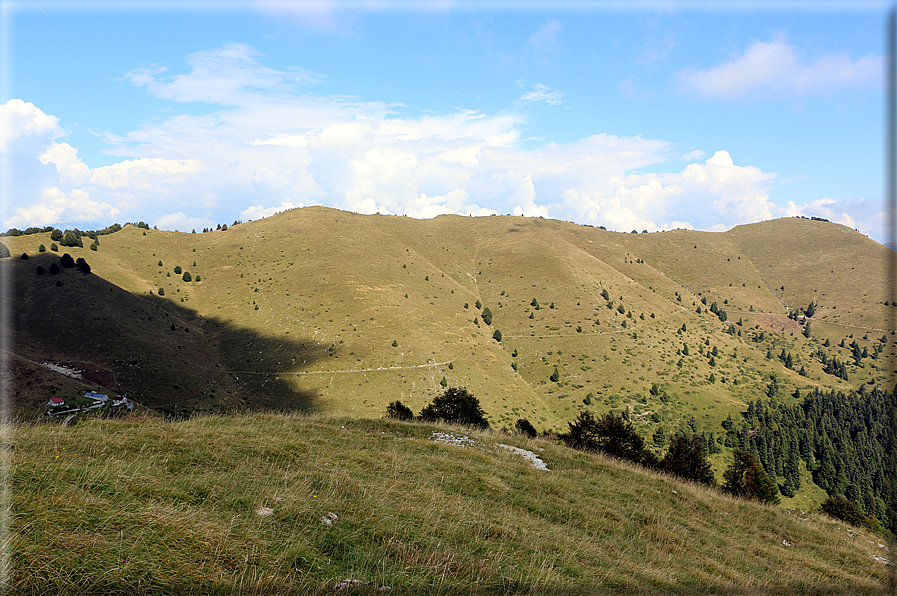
6,44 -> 876,240
155,212 -> 216,232
241,201 -> 304,221
6,187 -> 121,229
679,38 -> 881,99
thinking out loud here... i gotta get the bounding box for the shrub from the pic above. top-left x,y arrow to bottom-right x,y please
475,300 -> 482,309
38,244 -> 46,253
492,329 -> 502,342
559,411 -> 657,467
89,243 -> 97,251
723,448 -> 780,504
50,229 -> 63,241
481,307 -> 493,325
49,263 -> 59,274
36,266 -> 45,275
60,253 -> 75,268
820,495 -> 880,532
514,418 -> 537,438
50,243 -> 58,252
419,387 -> 489,428
182,271 -> 192,282
659,434 -> 715,486
0,243 -> 8,258
60,231 -> 82,247
75,257 -> 91,274
385,400 -> 414,421
549,368 -> 559,382
158,287 -> 165,296
20,252 -> 28,260
174,266 -> 182,274
195,275 -> 201,282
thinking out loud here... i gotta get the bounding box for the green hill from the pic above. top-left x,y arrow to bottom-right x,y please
8,209 -> 893,433
11,413 -> 893,594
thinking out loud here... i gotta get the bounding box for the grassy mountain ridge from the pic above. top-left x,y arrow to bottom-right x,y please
7,209 -> 894,432
11,412 -> 894,594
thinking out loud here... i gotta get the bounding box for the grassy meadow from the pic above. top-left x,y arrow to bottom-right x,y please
10,413 -> 894,595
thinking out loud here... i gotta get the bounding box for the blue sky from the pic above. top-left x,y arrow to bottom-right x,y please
0,1 -> 888,241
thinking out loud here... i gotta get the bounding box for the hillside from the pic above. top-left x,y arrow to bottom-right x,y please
8,209 -> 893,436
11,413 -> 894,594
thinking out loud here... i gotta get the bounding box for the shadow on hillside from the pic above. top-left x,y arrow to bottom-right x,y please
7,253 -> 323,417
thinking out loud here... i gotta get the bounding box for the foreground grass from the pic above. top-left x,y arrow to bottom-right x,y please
11,413 -> 894,594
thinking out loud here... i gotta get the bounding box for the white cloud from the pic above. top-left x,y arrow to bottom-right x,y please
681,149 -> 705,161
517,83 -> 564,106
6,187 -> 120,229
679,38 -> 881,99
124,43 -> 320,106
155,212 -> 217,232
240,201 -> 304,221
10,44 -> 867,240
0,99 -> 64,151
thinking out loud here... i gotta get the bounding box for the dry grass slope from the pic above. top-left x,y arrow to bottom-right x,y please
11,413 -> 895,595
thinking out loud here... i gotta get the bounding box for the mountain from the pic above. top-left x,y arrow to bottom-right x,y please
6,209 -> 894,435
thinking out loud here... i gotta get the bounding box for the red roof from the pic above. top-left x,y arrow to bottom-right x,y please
49,397 -> 64,404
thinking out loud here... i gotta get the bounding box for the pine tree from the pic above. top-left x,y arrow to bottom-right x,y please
723,448 -> 780,504
660,434 -> 715,486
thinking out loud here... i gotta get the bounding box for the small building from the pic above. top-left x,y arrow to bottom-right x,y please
47,397 -> 65,406
84,391 -> 109,402
112,395 -> 128,406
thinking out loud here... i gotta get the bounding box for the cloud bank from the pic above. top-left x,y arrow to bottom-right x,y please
1,43 -> 875,238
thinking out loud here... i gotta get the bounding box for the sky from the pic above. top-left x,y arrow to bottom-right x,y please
0,1 -> 890,242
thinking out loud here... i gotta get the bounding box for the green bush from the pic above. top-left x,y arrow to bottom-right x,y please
60,253 -> 75,268
514,418 -> 537,438
182,271 -> 192,282
659,434 -> 715,486
0,243 -> 8,258
723,449 -> 780,504
60,231 -> 82,248
820,495 -> 881,532
559,411 -> 657,467
481,307 -> 493,325
492,329 -> 502,342
158,287 -> 165,296
384,400 -> 414,421
50,243 -> 58,252
419,387 -> 489,428
50,229 -> 63,241
89,243 -> 98,251
38,244 -> 46,253
174,266 -> 182,274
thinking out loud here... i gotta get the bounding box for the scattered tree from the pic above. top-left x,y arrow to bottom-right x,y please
38,244 -> 46,253
659,434 -> 715,486
60,253 -> 75,268
723,448 -> 780,504
492,329 -> 502,342
174,265 -> 182,274
419,387 -> 489,428
385,400 -> 414,421
50,243 -> 58,252
158,287 -> 165,296
559,411 -> 657,467
515,418 -> 537,438
182,271 -> 192,282
481,307 -> 493,325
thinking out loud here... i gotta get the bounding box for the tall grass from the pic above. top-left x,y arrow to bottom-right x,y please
9,413 -> 893,594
